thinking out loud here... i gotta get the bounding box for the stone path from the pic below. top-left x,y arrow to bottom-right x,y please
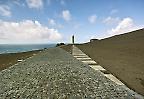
0,47 -> 143,98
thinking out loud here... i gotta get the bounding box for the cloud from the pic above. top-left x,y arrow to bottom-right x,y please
48,18 -> 64,28
110,9 -> 118,14
60,0 -> 65,5
0,5 -> 11,17
26,0 -> 43,9
13,0 -> 25,7
48,19 -> 56,26
0,20 -> 62,42
108,17 -> 143,35
62,10 -> 71,21
13,0 -> 21,5
103,17 -> 120,25
88,15 -> 97,24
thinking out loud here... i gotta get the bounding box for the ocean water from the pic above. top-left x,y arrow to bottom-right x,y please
0,44 -> 56,54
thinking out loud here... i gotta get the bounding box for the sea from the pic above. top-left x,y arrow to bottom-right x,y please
0,44 -> 56,54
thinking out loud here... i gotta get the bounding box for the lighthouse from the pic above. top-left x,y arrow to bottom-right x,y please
72,35 -> 74,44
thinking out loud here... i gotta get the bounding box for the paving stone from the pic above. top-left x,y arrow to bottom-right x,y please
104,74 -> 125,85
76,57 -> 92,60
82,60 -> 97,64
89,65 -> 106,71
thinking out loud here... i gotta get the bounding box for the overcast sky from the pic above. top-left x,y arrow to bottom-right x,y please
0,0 -> 144,44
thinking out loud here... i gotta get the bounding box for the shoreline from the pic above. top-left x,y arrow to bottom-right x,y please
0,49 -> 41,55
0,44 -> 56,54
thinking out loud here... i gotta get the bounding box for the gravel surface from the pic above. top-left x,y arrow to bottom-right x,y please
0,47 -> 141,98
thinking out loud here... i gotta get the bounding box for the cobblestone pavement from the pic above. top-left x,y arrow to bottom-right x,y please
0,47 -> 143,98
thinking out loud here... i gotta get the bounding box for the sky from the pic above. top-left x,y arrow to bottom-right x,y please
0,0 -> 144,44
